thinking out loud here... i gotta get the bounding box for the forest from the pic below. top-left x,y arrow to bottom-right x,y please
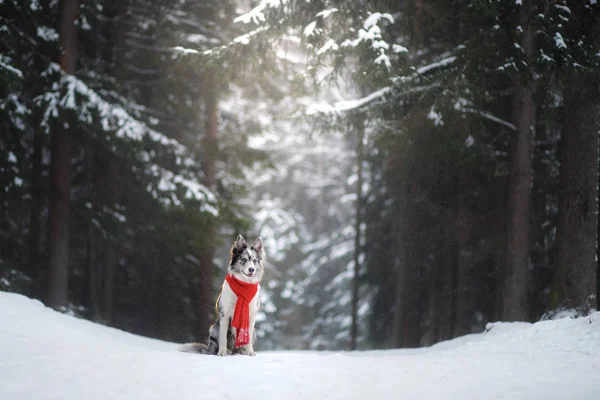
1,0 -> 599,351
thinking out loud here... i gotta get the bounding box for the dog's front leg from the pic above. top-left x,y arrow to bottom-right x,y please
217,313 -> 229,356
246,317 -> 257,356
239,313 -> 257,356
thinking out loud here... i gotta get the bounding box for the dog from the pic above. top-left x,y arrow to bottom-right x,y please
179,235 -> 265,356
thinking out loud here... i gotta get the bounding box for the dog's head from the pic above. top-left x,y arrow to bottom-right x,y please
228,235 -> 265,284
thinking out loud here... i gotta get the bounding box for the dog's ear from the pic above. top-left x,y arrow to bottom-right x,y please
251,237 -> 264,257
230,235 -> 247,267
234,234 -> 247,250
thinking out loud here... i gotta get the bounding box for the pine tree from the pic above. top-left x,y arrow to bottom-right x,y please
549,0 -> 600,313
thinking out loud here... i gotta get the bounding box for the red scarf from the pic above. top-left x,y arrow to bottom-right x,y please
225,274 -> 259,348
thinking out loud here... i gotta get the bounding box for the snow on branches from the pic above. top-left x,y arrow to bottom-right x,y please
34,63 -> 218,214
340,12 -> 397,70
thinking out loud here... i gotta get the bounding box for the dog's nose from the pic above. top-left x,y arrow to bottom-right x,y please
249,267 -> 255,273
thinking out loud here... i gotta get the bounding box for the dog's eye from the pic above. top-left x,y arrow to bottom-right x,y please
241,258 -> 247,263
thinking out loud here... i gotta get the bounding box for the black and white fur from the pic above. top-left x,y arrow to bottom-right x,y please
179,235 -> 265,356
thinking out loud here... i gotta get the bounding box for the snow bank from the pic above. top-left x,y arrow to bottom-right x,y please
1,291 -> 599,400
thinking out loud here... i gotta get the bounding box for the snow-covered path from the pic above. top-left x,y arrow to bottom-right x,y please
1,291 -> 599,400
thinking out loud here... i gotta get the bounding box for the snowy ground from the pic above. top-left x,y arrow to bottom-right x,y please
1,291 -> 599,400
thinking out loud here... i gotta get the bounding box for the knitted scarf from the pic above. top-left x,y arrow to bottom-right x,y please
225,274 -> 259,348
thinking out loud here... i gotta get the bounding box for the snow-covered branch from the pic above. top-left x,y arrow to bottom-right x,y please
306,87 -> 390,115
34,63 -> 217,213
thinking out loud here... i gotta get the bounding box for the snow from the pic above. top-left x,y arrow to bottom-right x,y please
427,106 -> 444,126
339,12 -> 396,71
232,26 -> 270,46
554,32 -> 567,49
316,39 -> 338,55
374,52 -> 391,70
465,135 -> 475,147
303,21 -> 317,37
172,46 -> 199,54
363,12 -> 394,28
185,33 -> 208,44
466,109 -> 517,131
2,290 -> 600,400
0,55 -> 23,78
306,87 -> 390,115
234,0 -> 286,25
316,8 -> 338,19
416,56 -> 457,74
392,43 -> 408,53
555,4 -> 571,13
37,26 -> 59,41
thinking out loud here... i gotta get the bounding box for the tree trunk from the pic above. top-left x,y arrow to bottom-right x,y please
392,189 -> 421,348
85,143 -> 101,320
350,120 -> 364,350
552,79 -> 599,311
436,176 -> 459,341
27,127 -> 43,288
392,184 -> 408,347
197,78 -> 218,336
501,15 -> 534,321
87,223 -> 100,320
412,0 -> 424,49
103,239 -> 117,324
437,238 -> 457,341
453,202 -> 474,336
400,241 -> 421,347
46,127 -> 73,308
46,0 -> 78,308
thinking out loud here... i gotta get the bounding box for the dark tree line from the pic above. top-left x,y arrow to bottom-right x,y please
359,0 -> 600,347
1,0 -> 262,342
371,0 -> 600,346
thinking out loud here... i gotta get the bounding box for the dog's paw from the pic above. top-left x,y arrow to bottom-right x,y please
237,348 -> 256,356
217,349 -> 228,357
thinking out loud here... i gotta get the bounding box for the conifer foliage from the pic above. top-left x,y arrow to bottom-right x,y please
0,0 -> 261,341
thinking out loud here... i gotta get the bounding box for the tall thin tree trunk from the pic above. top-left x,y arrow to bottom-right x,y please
197,78 -> 218,336
454,202 -> 474,336
392,204 -> 407,347
399,245 -> 421,347
412,0 -> 424,49
552,79 -> 599,311
85,143 -> 101,320
28,127 -> 42,288
436,176 -> 459,341
46,127 -> 73,308
103,239 -> 117,324
46,0 -> 78,308
87,224 -> 100,320
350,121 -> 364,350
392,183 -> 421,348
437,238 -> 458,341
502,12 -> 534,321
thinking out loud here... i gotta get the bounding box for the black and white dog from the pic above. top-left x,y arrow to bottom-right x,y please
180,235 -> 265,356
